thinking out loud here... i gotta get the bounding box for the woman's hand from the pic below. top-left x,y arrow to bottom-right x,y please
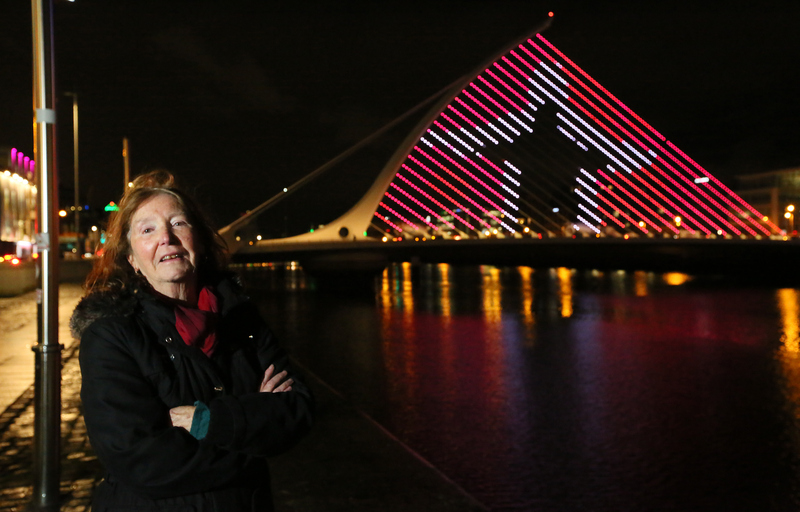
260,364 -> 293,393
169,405 -> 196,431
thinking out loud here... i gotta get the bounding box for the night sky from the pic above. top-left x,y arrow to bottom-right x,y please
1,1 -> 798,235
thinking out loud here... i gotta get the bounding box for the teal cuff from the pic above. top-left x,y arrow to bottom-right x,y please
189,401 -> 210,440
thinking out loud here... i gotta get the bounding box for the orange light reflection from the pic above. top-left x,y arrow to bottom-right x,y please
556,267 -> 573,318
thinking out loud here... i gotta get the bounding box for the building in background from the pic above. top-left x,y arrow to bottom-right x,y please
736,167 -> 800,235
0,146 -> 37,259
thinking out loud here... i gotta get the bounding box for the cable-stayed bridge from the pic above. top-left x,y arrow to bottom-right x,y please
220,20 -> 798,279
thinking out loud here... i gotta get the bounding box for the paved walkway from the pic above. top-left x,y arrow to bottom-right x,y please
0,285 -> 487,511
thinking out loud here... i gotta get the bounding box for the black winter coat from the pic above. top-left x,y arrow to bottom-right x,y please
71,278 -> 314,512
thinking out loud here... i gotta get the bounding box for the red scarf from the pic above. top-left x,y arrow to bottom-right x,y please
174,287 -> 219,357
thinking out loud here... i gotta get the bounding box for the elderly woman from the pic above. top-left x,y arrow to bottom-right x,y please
71,170 -> 313,511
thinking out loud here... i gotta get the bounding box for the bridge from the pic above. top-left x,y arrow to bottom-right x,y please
220,18 -> 797,280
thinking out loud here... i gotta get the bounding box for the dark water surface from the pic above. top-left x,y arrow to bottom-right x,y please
239,263 -> 800,511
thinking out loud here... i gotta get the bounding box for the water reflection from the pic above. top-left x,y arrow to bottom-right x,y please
246,263 -> 800,512
518,266 -> 535,347
556,267 -> 573,318
663,272 -> 692,286
633,270 -> 648,296
777,288 -> 800,426
438,263 -> 452,319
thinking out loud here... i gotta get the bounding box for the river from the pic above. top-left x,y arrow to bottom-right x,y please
238,262 -> 800,511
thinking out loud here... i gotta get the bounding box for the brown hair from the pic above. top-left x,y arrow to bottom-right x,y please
83,170 -> 227,294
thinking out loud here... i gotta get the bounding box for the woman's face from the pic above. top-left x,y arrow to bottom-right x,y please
127,193 -> 201,299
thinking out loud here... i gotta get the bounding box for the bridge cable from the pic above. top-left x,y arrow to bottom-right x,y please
220,78 -> 472,238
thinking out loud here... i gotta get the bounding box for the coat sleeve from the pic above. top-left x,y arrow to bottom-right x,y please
203,303 -> 315,456
79,317 -> 245,498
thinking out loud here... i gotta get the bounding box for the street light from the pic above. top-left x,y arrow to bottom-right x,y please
64,92 -> 79,236
785,204 -> 795,236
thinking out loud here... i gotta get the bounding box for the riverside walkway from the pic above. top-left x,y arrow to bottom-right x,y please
0,283 -> 485,511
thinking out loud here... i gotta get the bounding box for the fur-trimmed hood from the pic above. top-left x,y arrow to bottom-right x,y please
70,288 -> 140,340
70,273 -> 247,340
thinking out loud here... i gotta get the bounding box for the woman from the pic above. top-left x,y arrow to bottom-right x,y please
71,170 -> 314,511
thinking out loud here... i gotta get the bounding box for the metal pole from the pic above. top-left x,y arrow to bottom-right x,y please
70,93 -> 79,235
30,0 -> 61,510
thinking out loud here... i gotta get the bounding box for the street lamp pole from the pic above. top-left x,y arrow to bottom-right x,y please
30,0 -> 61,510
65,92 -> 79,242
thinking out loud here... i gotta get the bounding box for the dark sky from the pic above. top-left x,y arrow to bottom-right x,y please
1,1 -> 798,233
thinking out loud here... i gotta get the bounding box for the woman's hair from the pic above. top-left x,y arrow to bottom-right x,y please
83,170 -> 228,294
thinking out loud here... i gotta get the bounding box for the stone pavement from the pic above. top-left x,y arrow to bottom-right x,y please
0,285 -> 487,511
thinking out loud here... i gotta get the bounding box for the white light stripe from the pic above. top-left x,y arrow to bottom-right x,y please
504,160 -> 522,175
534,32 -> 762,236
694,177 -> 709,184
488,122 -> 515,143
556,112 -> 633,173
476,154 -> 522,187
533,69 -> 569,99
557,125 -> 576,141
579,203 -> 604,224
501,183 -> 520,198
622,140 -> 652,165
539,61 -> 569,85
606,165 -> 616,173
576,215 -> 600,233
575,188 -> 598,207
580,168 -> 597,182
497,117 -> 521,136
446,130 -> 474,152
527,74 -> 633,171
576,141 -> 588,151
520,108 -> 536,122
575,177 -> 597,195
432,120 -> 475,152
460,127 -> 485,147
507,113 -> 532,132
523,64 -> 645,172
526,90 -> 545,104
450,103 -> 500,144
440,141 -> 521,200
474,125 -> 499,144
649,150 -> 658,158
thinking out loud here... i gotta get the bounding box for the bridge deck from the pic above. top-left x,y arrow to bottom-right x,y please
233,238 -> 800,281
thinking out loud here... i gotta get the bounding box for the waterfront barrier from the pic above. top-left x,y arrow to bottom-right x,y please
0,259 -> 92,297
